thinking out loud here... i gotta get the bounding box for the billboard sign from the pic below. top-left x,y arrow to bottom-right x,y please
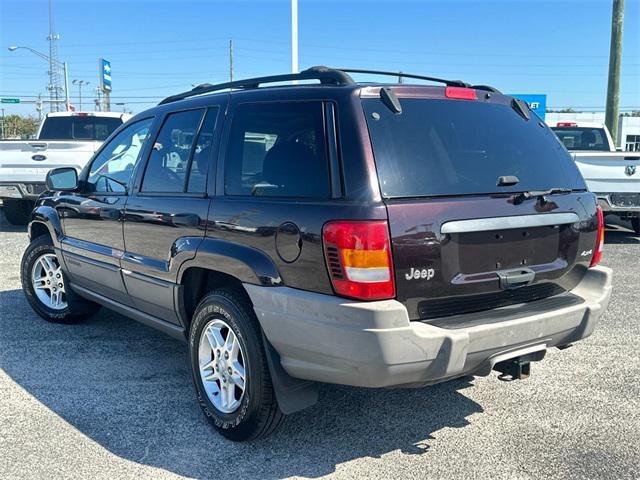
100,58 -> 112,92
509,94 -> 547,120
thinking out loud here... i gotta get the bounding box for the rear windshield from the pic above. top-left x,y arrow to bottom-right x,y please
363,98 -> 585,198
39,116 -> 123,141
551,127 -> 609,151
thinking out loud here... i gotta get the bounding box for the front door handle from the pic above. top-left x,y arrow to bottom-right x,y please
99,208 -> 122,220
497,268 -> 536,290
171,213 -> 199,227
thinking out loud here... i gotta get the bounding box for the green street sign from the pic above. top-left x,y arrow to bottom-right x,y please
1,98 -> 20,104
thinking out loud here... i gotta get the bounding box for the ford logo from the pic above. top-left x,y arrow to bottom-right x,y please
625,165 -> 637,177
31,154 -> 47,161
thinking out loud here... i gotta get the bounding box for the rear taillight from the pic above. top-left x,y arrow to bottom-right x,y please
556,122 -> 577,127
590,206 -> 605,267
445,86 -> 477,100
322,220 -> 395,300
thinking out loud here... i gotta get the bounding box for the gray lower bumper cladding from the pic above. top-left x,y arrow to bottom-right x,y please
245,266 -> 612,389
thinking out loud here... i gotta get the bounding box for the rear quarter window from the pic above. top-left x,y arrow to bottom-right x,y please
363,97 -> 586,198
224,102 -> 330,198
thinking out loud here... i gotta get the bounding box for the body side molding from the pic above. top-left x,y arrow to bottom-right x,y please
70,282 -> 186,341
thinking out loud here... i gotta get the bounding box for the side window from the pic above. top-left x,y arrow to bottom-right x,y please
225,102 -> 330,198
87,118 -> 153,193
188,108 -> 218,193
141,109 -> 204,193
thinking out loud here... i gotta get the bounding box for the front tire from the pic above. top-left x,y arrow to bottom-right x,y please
20,235 -> 100,323
632,217 -> 640,235
3,199 -> 33,226
189,289 -> 284,441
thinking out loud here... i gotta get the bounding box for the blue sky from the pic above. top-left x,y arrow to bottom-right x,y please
1,0 -> 638,116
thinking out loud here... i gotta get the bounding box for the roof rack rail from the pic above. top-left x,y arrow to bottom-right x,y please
470,84 -> 502,94
158,66 -> 355,105
158,66 -> 490,106
337,68 -> 470,88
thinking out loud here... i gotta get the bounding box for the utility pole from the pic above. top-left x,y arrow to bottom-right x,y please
229,39 -> 234,82
291,0 -> 298,75
398,71 -> 404,84
1,109 -> 5,139
36,94 -> 43,121
63,62 -> 70,111
605,0 -> 624,147
94,88 -> 102,112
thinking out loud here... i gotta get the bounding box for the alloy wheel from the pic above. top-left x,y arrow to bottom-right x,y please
198,318 -> 247,413
31,253 -> 67,310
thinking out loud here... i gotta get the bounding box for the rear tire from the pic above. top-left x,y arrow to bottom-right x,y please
632,217 -> 640,235
3,199 -> 33,226
189,289 -> 284,441
20,235 -> 100,324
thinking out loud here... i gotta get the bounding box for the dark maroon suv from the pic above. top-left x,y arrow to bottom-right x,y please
21,67 -> 612,441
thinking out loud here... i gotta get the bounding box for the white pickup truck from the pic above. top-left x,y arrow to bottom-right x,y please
0,111 -> 131,225
551,121 -> 640,234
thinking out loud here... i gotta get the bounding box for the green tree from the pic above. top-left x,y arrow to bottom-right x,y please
1,115 -> 40,139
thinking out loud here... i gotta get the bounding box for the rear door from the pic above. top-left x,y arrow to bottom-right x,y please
122,105 -> 222,324
362,88 -> 598,321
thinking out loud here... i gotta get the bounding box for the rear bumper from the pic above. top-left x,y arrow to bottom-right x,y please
596,193 -> 640,214
245,266 -> 613,388
0,182 -> 45,201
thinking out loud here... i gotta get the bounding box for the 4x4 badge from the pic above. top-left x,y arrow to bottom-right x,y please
625,165 -> 637,176
405,267 -> 435,281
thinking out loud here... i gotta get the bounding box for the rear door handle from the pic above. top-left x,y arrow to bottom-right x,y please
497,268 -> 536,290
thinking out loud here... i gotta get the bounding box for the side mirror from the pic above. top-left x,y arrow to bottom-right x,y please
46,167 -> 78,191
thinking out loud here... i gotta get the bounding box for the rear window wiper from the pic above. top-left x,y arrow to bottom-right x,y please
513,188 -> 572,205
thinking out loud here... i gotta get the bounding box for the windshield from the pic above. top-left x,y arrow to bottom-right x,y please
551,127 -> 610,151
39,116 -> 123,141
363,98 -> 585,198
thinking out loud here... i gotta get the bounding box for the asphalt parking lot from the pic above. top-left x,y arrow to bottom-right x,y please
1,209 -> 639,480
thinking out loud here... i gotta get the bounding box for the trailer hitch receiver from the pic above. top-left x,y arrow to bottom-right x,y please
493,349 -> 546,381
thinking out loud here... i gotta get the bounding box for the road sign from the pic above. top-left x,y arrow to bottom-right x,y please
100,58 -> 112,92
509,94 -> 547,120
1,98 -> 20,104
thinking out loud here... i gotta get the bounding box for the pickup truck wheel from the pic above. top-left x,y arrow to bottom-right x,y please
189,289 -> 284,441
632,217 -> 640,235
20,235 -> 100,324
3,199 -> 33,226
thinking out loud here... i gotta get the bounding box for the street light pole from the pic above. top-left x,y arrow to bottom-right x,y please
8,46 -> 70,111
291,0 -> 298,75
72,80 -> 89,111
